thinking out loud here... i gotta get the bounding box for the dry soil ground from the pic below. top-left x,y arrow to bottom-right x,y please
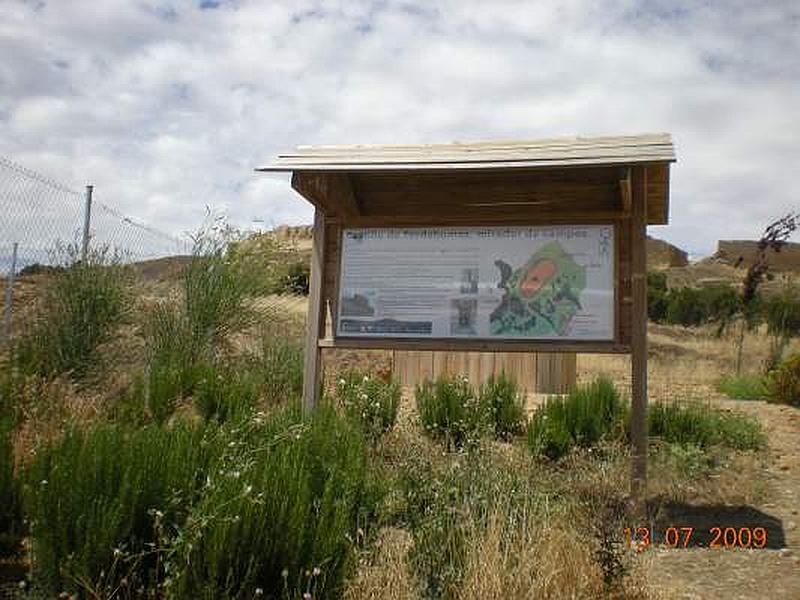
576,326 -> 800,599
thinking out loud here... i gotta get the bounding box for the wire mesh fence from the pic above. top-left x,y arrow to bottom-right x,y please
1,156 -> 193,344
0,156 -> 190,276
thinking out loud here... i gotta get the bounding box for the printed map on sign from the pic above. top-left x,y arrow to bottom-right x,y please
337,225 -> 614,341
490,241 -> 586,337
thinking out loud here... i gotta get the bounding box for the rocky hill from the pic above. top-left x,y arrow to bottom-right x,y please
647,236 -> 688,268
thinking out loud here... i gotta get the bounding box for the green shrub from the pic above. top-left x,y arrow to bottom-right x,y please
716,374 -> 769,400
193,362 -> 260,423
648,402 -> 764,450
183,233 -> 257,357
0,414 -> 23,557
647,271 -> 668,322
767,353 -> 800,407
13,246 -> 131,379
167,405 -> 383,600
255,321 -> 304,405
527,377 -> 627,460
335,370 -> 401,441
661,284 -> 741,329
479,373 -> 526,440
416,376 -> 487,450
24,423 -> 215,595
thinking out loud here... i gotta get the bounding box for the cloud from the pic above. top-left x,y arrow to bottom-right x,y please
0,0 -> 798,256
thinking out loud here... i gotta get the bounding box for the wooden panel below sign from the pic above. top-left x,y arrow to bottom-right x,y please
393,350 -> 576,394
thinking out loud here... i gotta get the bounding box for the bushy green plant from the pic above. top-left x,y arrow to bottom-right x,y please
527,377 -> 627,460
24,423 -> 215,595
416,376 -> 487,450
13,245 -> 131,379
716,374 -> 769,400
193,362 -> 260,423
763,283 -> 800,369
166,405 -> 383,600
335,370 -> 400,441
767,353 -> 800,407
648,401 -> 764,450
647,271 -> 668,322
663,285 -> 740,328
479,373 -> 526,440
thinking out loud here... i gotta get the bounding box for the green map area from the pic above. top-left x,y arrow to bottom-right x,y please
489,241 -> 586,337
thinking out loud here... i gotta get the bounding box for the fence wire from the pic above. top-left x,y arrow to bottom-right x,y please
0,156 -> 190,275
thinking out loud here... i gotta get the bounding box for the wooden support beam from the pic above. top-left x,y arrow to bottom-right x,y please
302,208 -> 327,411
318,337 -> 630,354
630,165 -> 649,510
619,167 -> 632,215
291,172 -> 361,218
328,173 -> 361,217
291,172 -> 327,212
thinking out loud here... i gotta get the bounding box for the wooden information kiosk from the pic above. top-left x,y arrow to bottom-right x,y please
258,133 -> 676,499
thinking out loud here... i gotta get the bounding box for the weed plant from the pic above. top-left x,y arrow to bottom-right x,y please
416,376 -> 487,450
648,401 -> 765,450
166,405 -> 383,600
716,374 -> 769,400
336,370 -> 401,441
527,377 -> 627,460
479,373 -> 526,440
399,451 -> 544,599
13,245 -> 131,379
767,353 -> 800,407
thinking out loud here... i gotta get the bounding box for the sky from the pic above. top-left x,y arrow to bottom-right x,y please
1,0 -> 798,257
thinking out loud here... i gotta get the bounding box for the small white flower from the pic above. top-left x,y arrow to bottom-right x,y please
362,375 -> 369,382
312,567 -> 321,577
255,588 -> 264,596
303,593 -> 312,600
40,479 -> 48,485
281,568 -> 289,578
338,378 -> 346,386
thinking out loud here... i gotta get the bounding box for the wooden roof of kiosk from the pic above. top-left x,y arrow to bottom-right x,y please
257,132 -> 675,225
258,132 -> 676,505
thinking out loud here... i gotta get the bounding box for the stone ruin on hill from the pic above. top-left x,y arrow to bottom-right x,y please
714,240 -> 800,272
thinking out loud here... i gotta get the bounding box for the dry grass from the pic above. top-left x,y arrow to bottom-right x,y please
345,528 -> 417,600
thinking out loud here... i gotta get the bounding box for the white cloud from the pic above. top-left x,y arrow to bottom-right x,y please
0,0 -> 798,257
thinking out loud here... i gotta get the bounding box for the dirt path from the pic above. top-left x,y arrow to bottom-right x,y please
646,400 -> 800,599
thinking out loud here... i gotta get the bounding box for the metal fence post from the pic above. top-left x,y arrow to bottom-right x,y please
2,242 -> 19,345
81,184 -> 94,261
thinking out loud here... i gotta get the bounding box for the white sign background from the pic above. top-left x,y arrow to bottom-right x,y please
336,225 -> 615,341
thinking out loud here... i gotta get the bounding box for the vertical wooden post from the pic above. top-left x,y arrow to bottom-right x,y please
303,208 -> 326,411
630,165 -> 649,508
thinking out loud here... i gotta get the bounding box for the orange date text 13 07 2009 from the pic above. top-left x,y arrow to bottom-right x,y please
623,527 -> 767,551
